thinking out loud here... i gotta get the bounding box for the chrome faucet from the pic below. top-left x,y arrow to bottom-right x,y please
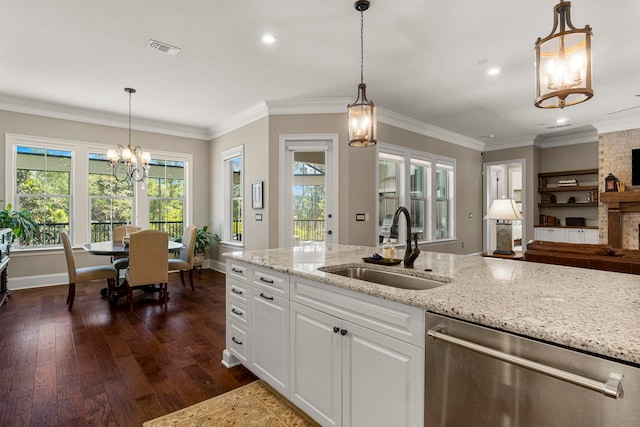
389,206 -> 420,268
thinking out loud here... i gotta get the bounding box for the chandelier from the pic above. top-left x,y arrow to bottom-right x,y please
347,0 -> 377,147
106,88 -> 151,183
534,1 -> 593,109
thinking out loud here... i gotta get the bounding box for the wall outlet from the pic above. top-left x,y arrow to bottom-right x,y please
356,213 -> 366,221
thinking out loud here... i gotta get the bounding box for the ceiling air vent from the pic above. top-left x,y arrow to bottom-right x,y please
148,39 -> 181,56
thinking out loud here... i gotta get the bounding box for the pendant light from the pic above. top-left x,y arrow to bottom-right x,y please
534,1 -> 593,109
347,0 -> 377,147
106,88 -> 151,183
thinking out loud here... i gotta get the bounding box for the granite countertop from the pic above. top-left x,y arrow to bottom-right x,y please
224,244 -> 640,366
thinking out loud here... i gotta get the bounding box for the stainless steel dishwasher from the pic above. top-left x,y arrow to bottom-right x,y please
425,312 -> 639,427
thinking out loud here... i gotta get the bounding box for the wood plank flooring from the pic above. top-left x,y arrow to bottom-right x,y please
0,270 -> 257,426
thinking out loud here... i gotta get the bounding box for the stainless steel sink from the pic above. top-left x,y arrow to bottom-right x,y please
319,266 -> 448,291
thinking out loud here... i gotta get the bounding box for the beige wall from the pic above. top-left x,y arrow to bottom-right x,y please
540,141 -> 598,172
0,109 -> 210,283
210,117 -> 269,260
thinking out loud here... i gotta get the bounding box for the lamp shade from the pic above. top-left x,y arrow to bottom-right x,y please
484,199 -> 523,220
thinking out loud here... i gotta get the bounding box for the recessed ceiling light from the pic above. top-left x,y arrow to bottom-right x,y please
556,118 -> 568,124
487,67 -> 502,76
260,33 -> 278,44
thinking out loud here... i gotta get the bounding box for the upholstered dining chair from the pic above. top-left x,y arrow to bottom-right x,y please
168,225 -> 197,290
61,228 -> 117,311
112,224 -> 141,283
125,229 -> 169,313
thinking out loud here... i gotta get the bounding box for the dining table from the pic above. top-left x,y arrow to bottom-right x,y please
83,239 -> 184,305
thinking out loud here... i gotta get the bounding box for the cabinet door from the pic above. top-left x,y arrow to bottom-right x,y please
250,287 -> 290,397
566,229 -> 583,244
342,321 -> 423,427
290,302 -> 342,427
582,229 -> 599,244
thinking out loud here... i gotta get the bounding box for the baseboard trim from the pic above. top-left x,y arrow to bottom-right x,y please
9,273 -> 67,291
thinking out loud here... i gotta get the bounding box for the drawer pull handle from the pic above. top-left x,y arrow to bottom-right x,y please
231,288 -> 243,295
333,327 -> 340,334
232,337 -> 243,345
340,329 -> 348,336
427,328 -> 623,399
259,276 -> 274,284
231,267 -> 243,273
260,293 -> 274,301
231,308 -> 243,316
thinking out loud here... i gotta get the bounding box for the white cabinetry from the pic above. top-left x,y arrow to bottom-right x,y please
566,228 -> 598,244
534,227 -> 566,242
534,227 -> 598,244
223,260 -> 290,397
290,276 -> 424,427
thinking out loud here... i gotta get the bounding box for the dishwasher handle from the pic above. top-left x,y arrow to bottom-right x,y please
427,328 -> 623,399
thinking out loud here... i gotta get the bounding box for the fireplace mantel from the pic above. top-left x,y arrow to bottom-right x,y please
600,191 -> 640,247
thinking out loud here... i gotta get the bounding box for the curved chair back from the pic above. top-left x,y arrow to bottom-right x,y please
60,228 -> 76,283
127,229 -> 169,286
180,225 -> 197,266
113,225 -> 141,242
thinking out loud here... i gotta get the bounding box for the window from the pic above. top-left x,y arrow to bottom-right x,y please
148,159 -> 185,239
5,134 -> 192,248
377,144 -> 455,244
15,145 -> 72,246
88,153 -> 134,242
223,146 -> 243,244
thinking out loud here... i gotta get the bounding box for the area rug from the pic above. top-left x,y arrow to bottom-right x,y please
143,380 -> 320,427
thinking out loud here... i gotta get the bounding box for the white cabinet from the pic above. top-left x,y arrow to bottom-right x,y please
534,227 -> 598,244
566,228 -> 598,244
290,276 -> 424,427
534,227 -> 566,242
223,260 -> 290,397
248,286 -> 289,396
224,260 -> 425,427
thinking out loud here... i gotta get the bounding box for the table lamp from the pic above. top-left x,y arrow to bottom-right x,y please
484,198 -> 523,256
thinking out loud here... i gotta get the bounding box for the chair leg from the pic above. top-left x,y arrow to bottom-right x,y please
189,268 -> 194,290
179,270 -> 186,287
67,282 -> 76,311
163,282 -> 168,309
128,287 -> 134,313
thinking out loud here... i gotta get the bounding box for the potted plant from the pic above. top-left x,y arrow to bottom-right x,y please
173,225 -> 220,269
0,203 -> 37,245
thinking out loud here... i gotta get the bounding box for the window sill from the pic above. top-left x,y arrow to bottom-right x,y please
220,241 -> 244,248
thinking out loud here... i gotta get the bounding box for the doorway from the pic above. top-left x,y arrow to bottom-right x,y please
483,160 -> 525,253
279,135 -> 339,247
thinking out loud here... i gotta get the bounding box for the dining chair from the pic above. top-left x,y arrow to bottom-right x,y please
168,224 -> 197,290
61,228 -> 117,311
125,229 -> 169,313
112,224 -> 140,286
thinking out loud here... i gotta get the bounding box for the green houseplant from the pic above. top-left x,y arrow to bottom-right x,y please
173,225 -> 220,268
0,203 -> 37,244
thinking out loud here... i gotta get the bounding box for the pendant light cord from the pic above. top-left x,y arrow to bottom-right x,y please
128,91 -> 132,148
360,11 -> 364,85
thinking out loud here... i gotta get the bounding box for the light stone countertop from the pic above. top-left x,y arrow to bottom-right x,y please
224,244 -> 640,366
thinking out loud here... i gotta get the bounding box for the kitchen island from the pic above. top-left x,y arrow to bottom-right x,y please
223,244 -> 639,426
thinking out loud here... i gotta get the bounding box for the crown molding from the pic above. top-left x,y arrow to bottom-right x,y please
0,93 -> 211,140
592,115 -> 640,135
265,98 -> 350,115
207,102 -> 269,140
535,128 -> 598,148
482,135 -> 539,151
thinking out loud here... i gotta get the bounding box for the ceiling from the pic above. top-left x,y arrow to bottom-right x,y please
2,0 -> 639,149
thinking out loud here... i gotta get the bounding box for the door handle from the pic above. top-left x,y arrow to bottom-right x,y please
427,328 -> 623,399
327,230 -> 333,235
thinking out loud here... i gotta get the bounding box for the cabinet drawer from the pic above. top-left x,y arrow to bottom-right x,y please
227,260 -> 250,283
228,300 -> 249,327
227,320 -> 249,364
251,267 -> 289,298
227,280 -> 248,304
291,276 -> 424,347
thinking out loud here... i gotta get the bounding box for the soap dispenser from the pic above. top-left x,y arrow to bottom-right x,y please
383,238 -> 395,261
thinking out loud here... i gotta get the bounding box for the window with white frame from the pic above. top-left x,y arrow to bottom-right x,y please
14,145 -> 72,246
88,152 -> 134,242
147,158 -> 185,239
5,134 -> 192,248
377,144 -> 455,244
222,146 -> 243,244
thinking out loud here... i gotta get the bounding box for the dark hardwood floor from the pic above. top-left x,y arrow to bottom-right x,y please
0,269 -> 257,426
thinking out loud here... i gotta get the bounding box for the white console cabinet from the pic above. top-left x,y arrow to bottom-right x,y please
566,228 -> 599,244
534,227 -> 597,244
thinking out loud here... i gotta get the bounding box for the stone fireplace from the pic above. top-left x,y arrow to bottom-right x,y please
598,129 -> 640,249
